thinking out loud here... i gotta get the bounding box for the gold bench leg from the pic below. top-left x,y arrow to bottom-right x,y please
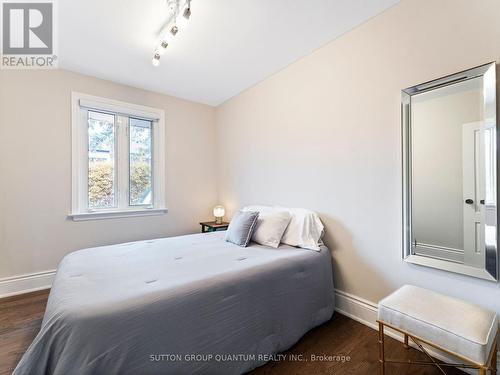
378,322 -> 385,375
479,366 -> 487,375
492,341 -> 497,375
403,333 -> 409,349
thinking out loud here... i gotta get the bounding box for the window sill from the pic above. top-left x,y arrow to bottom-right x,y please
68,208 -> 168,221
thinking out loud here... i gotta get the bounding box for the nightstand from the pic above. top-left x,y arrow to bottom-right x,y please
200,221 -> 229,233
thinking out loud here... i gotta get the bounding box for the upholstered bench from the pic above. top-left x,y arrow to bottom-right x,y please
377,285 -> 498,375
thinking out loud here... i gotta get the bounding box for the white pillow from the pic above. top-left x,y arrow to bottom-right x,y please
251,211 -> 291,248
279,207 -> 324,251
243,205 -> 324,251
241,205 -> 274,213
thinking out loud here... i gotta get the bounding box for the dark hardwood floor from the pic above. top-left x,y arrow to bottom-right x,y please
0,290 -> 50,375
0,290 -> 464,375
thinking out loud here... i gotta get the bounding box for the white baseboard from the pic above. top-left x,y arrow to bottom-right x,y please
0,269 -> 56,299
334,289 -> 379,329
334,288 -> 499,374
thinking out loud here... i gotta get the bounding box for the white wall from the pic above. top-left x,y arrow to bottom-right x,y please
215,0 -> 500,313
0,70 -> 218,280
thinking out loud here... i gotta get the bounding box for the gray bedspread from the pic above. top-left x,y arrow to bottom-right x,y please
14,232 -> 334,375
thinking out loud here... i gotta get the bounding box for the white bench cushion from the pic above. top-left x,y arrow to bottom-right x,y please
378,285 -> 497,365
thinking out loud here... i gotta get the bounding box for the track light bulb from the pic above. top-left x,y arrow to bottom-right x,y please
183,6 -> 191,20
158,41 -> 168,55
152,53 -> 160,67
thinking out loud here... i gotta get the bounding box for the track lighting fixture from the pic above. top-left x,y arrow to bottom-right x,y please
152,0 -> 191,66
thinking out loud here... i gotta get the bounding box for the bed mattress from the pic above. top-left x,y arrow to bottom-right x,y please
14,231 -> 334,375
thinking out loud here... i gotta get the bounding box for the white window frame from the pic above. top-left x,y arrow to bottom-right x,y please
69,92 -> 167,221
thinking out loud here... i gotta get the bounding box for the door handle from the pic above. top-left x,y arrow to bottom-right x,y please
465,199 -> 474,204
480,199 -> 485,205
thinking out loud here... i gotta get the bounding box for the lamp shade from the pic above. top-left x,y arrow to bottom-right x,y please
213,205 -> 225,218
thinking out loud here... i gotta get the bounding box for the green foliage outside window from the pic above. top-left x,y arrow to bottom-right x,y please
88,162 -> 114,208
130,162 -> 152,204
88,162 -> 151,207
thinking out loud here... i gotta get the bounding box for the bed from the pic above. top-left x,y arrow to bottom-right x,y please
14,231 -> 334,375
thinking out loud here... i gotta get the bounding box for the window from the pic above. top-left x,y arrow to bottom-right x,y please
70,92 -> 166,221
129,118 -> 153,206
88,111 -> 116,209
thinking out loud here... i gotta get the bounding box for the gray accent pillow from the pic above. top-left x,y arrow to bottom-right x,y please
224,211 -> 259,247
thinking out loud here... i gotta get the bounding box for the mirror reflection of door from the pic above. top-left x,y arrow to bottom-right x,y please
462,121 -> 493,268
411,76 -> 493,268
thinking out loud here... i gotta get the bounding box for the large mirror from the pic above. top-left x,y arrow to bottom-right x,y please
402,62 -> 498,281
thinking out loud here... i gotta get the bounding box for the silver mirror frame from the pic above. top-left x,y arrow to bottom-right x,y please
402,62 -> 498,281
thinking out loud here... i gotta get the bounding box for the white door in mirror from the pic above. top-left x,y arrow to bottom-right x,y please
462,121 -> 494,268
